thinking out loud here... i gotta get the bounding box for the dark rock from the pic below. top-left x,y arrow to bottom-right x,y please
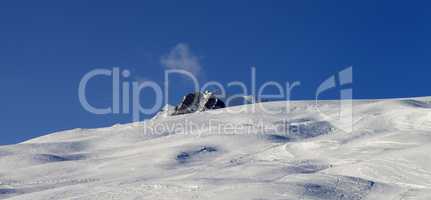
204,96 -> 225,110
172,91 -> 225,115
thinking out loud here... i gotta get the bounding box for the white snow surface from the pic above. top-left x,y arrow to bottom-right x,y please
1,97 -> 431,199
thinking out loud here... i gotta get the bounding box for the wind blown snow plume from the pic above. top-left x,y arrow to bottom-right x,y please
161,43 -> 202,76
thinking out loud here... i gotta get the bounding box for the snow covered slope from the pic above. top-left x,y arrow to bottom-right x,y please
1,97 -> 431,199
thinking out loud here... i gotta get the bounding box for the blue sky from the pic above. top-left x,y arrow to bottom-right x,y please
0,1 -> 430,145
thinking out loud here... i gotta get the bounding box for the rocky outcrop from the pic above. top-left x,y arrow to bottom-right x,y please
172,91 -> 225,115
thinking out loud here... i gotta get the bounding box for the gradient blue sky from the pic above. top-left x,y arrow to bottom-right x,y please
1,1 -> 430,145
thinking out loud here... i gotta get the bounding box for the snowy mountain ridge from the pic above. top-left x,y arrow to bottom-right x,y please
1,97 -> 431,199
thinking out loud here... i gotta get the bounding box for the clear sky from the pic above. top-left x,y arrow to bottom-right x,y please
1,1 -> 430,145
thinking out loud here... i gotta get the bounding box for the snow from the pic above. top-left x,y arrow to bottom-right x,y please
1,97 -> 431,199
